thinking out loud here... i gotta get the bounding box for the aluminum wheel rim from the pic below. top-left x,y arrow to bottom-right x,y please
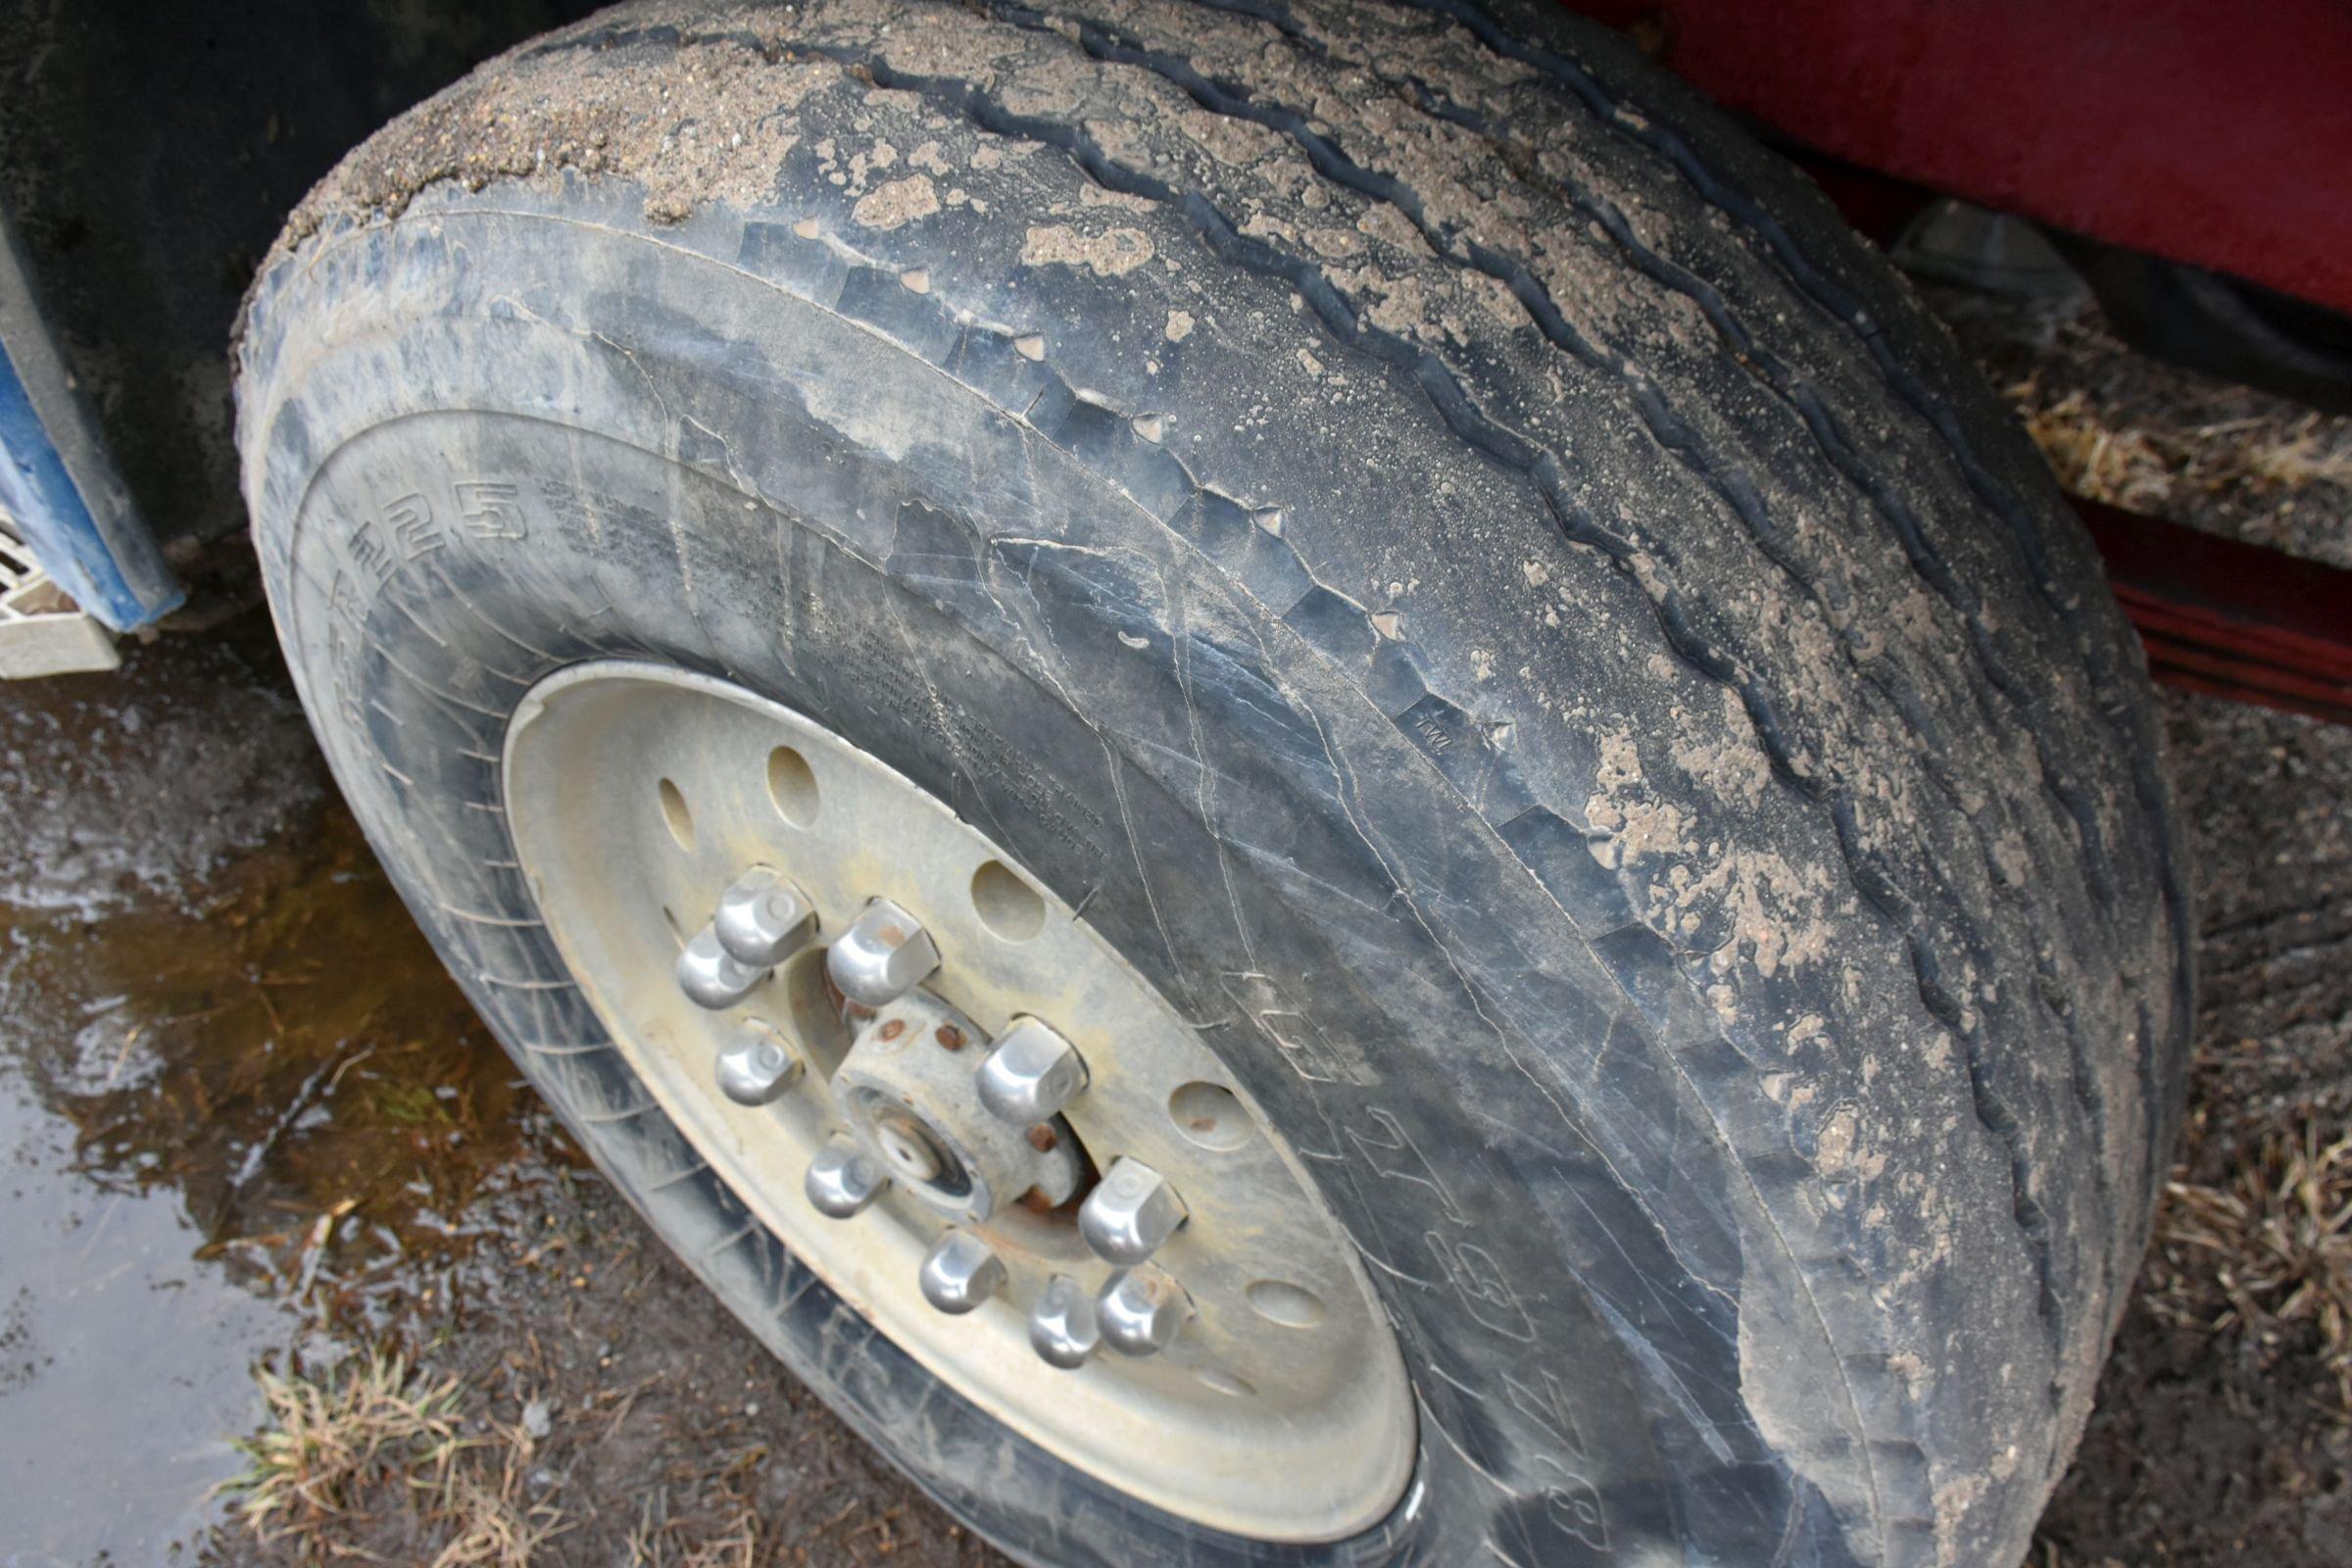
503,661 -> 1416,1542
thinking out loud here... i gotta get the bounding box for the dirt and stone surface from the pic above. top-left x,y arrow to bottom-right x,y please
2,275 -> 2347,1564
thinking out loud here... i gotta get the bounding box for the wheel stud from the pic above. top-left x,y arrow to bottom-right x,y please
713,868 -> 817,967
677,924 -> 763,1009
806,1134 -> 888,1218
975,1019 -> 1088,1125
1079,1156 -> 1188,1265
714,1020 -> 803,1106
1029,1273 -> 1102,1368
1097,1262 -> 1193,1357
825,899 -> 941,1007
918,1229 -> 1007,1314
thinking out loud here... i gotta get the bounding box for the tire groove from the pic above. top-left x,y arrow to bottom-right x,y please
1386,0 -> 2191,1223
1185,0 -> 2126,909
989,0 -> 2082,1386
1392,72 -> 2122,909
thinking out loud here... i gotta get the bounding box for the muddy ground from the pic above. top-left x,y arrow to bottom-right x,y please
0,287 -> 2346,1565
0,613 -> 999,1565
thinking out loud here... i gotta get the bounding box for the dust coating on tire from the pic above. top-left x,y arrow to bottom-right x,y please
235,1 -> 2192,1564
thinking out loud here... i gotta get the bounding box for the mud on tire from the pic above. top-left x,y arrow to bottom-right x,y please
236,2 -> 2192,1564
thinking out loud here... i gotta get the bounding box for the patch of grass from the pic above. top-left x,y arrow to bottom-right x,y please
219,1354 -> 568,1566
374,1080 -> 457,1128
624,1500 -> 760,1568
620,1445 -> 770,1568
2199,410 -> 2352,492
2014,384 -> 2177,511
427,1412 -> 566,1568
2151,1118 -> 2352,1409
2009,375 -> 2352,512
220,1352 -> 466,1549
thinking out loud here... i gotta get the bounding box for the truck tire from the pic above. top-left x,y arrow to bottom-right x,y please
234,2 -> 2191,1564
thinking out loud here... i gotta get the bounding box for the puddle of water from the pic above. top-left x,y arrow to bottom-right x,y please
0,620 -> 565,1564
0,1066 -> 283,1568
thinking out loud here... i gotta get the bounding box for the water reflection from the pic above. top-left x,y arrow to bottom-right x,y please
0,619 -> 560,1563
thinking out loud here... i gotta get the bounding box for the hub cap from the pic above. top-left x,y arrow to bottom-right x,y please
503,662 -> 1414,1543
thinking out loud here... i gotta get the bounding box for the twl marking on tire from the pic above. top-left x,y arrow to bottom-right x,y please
1218,971 -> 1377,1085
1347,1106 -> 1468,1225
1425,1231 -> 1534,1342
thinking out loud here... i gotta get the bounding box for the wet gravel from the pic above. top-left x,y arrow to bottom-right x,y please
0,292 -> 2344,1566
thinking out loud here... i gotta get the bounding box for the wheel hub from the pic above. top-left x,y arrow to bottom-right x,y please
500,661 -> 1415,1544
829,989 -> 1082,1224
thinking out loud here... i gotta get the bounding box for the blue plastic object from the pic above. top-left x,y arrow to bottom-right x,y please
0,335 -> 181,631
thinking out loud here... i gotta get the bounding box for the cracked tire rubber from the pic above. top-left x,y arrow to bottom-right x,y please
235,2 -> 2192,1565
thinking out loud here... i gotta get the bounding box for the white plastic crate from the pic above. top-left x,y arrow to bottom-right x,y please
0,514 -> 119,677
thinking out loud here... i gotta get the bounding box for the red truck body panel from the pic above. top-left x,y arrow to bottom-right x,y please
1564,0 -> 2352,316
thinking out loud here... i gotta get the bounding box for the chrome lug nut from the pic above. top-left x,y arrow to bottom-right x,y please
975,1019 -> 1089,1125
806,1134 -> 888,1218
1029,1273 -> 1102,1369
825,899 -> 941,1007
713,868 -> 817,967
1097,1263 -> 1193,1357
1079,1157 -> 1188,1265
918,1229 -> 1007,1314
714,1021 -> 803,1106
677,924 -> 763,1009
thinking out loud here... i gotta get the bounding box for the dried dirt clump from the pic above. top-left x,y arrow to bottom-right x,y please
1019,221 -> 1155,274
272,6 -> 842,252
852,172 -> 941,228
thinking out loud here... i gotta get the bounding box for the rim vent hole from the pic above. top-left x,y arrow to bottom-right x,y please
970,859 -> 1047,942
767,746 -> 820,826
659,777 -> 695,853
1168,1081 -> 1255,1152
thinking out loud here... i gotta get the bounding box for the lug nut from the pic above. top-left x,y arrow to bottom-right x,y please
918,1229 -> 1007,1314
1029,1273 -> 1102,1369
715,1021 -> 803,1106
1097,1263 -> 1193,1357
677,924 -> 763,1009
975,1019 -> 1089,1126
825,899 -> 941,1007
1079,1157 -> 1188,1265
713,868 -> 817,967
806,1134 -> 888,1219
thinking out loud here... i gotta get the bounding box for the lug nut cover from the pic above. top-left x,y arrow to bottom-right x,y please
1097,1263 -> 1193,1357
1079,1156 -> 1188,1265
714,1021 -> 803,1106
806,1134 -> 888,1218
918,1229 -> 1008,1314
825,899 -> 941,1007
677,924 -> 764,1010
975,1018 -> 1089,1125
1029,1273 -> 1102,1369
713,868 -> 817,967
